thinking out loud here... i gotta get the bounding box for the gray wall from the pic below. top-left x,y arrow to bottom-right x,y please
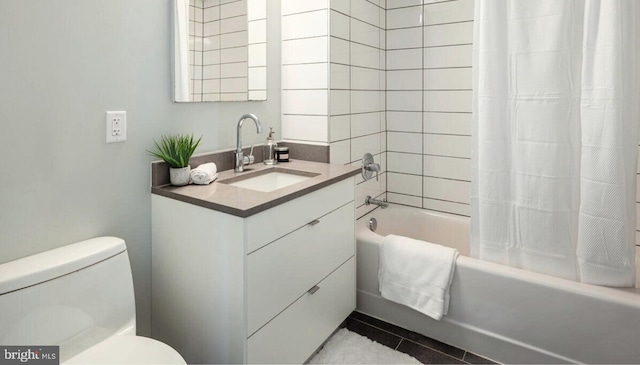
0,0 -> 281,335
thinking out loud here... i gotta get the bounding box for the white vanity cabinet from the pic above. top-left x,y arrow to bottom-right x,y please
151,177 -> 356,364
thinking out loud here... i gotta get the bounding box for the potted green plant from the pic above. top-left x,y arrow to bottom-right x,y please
149,134 -> 202,186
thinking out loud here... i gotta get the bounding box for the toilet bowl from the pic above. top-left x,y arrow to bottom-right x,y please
66,336 -> 186,364
0,237 -> 185,364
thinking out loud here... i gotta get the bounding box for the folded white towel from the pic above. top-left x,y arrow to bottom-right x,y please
378,234 -> 459,320
190,163 -> 218,185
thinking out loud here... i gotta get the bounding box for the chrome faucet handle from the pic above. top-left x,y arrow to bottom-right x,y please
243,155 -> 255,165
362,153 -> 380,181
243,144 -> 256,165
366,162 -> 381,181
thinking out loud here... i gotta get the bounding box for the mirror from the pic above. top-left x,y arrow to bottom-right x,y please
173,0 -> 267,102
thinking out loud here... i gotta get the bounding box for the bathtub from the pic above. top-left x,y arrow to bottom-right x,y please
356,205 -> 640,364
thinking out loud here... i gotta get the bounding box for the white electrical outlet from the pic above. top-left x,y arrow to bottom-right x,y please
106,111 -> 127,143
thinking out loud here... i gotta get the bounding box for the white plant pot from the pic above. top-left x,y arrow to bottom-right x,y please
170,166 -> 191,186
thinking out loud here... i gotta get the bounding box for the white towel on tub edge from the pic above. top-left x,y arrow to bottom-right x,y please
378,234 -> 459,320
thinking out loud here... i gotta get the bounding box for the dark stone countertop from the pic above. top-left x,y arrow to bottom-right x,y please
151,159 -> 359,218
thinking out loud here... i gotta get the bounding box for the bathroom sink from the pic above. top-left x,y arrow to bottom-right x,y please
219,168 -> 319,192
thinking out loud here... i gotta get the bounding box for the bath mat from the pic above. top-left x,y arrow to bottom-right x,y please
309,328 -> 421,364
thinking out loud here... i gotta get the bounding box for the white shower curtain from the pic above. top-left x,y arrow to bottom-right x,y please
471,0 -> 640,286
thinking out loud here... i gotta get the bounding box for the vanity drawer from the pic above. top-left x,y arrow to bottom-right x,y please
245,177 -> 354,253
247,257 -> 355,364
247,201 -> 354,335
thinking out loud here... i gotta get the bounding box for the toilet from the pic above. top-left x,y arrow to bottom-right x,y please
0,237 -> 185,364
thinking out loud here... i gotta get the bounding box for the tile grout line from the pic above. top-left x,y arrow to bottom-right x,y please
400,337 -> 468,363
349,316 -> 402,339
349,316 -> 467,362
462,350 -> 469,363
394,338 -> 403,351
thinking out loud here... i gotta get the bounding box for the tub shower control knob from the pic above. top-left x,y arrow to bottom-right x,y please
362,153 -> 381,181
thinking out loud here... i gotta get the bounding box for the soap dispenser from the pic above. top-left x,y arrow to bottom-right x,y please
263,127 -> 277,165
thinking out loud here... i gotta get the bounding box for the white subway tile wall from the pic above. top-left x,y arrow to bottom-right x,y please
386,0 -> 473,217
219,0 -> 248,100
281,0 -> 386,218
190,0 -> 252,101
332,0 -> 387,218
189,0 -> 205,101
281,0 -> 329,143
247,0 -> 266,99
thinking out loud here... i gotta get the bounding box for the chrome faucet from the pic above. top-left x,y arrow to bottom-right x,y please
235,113 -> 263,172
365,195 -> 389,208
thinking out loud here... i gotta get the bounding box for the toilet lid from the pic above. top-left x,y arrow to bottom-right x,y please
65,336 -> 186,364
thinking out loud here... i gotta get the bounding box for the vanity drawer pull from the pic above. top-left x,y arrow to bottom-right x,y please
307,219 -> 320,226
307,285 -> 320,295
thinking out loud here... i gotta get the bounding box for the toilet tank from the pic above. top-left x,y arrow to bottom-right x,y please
0,237 -> 136,362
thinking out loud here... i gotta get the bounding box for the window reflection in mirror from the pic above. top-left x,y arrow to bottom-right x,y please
174,0 -> 267,102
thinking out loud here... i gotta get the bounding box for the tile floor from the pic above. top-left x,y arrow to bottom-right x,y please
342,311 -> 498,364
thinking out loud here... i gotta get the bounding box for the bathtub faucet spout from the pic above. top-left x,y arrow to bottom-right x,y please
365,195 -> 389,208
